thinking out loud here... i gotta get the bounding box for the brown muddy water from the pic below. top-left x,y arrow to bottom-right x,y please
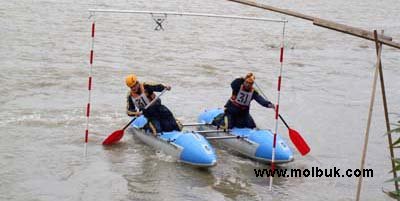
1,0 -> 399,200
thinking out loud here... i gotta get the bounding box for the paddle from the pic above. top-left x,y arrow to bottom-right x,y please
102,89 -> 168,145
254,82 -> 310,156
102,118 -> 136,145
278,114 -> 310,156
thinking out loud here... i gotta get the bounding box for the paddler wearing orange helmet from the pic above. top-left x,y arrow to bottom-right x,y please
125,74 -> 180,134
223,72 -> 275,129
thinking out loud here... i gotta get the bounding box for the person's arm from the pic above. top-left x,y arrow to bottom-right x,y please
143,82 -> 170,93
230,78 -> 244,96
126,92 -> 141,116
253,90 -> 275,109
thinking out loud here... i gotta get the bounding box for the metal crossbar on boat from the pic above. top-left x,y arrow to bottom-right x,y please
206,135 -> 247,140
182,123 -> 210,127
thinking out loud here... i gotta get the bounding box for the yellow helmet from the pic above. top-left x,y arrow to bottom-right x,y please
125,74 -> 138,87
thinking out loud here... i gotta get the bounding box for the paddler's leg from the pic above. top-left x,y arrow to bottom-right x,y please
158,105 -> 180,132
175,118 -> 183,131
224,109 -> 234,129
148,118 -> 162,135
143,104 -> 163,135
243,112 -> 256,129
235,114 -> 246,128
211,113 -> 224,127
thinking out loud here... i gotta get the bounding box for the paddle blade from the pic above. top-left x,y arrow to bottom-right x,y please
288,128 -> 310,156
102,130 -> 124,145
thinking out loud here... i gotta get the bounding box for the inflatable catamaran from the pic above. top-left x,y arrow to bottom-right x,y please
129,116 -> 217,167
196,108 -> 294,163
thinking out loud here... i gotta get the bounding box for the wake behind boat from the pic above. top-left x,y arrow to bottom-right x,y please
197,108 -> 293,164
128,115 -> 217,167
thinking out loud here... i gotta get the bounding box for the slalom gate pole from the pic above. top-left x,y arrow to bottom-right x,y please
269,21 -> 286,190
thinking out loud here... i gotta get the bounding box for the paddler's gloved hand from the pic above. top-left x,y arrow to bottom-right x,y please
267,103 -> 275,109
164,85 -> 172,91
134,111 -> 143,117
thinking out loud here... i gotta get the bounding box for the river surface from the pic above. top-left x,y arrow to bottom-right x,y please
1,0 -> 400,200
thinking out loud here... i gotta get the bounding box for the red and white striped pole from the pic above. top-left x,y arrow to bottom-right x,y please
269,22 -> 286,190
84,18 -> 96,156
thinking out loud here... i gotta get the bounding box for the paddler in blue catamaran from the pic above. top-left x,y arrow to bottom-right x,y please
216,72 -> 275,129
125,74 -> 181,134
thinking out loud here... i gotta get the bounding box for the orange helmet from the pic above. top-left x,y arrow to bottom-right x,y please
125,74 -> 138,87
245,72 -> 255,84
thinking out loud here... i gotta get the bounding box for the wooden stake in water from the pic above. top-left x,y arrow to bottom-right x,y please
355,30 -> 383,201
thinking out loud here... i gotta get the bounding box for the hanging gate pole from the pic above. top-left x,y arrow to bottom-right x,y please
269,21 -> 287,190
84,15 -> 96,156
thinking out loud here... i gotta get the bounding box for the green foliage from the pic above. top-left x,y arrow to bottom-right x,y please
384,190 -> 400,200
386,120 -> 400,200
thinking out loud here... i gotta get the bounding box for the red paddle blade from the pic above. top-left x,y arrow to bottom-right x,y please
288,128 -> 310,156
102,130 -> 124,145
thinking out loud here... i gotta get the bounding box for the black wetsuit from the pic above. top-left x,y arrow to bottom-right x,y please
224,78 -> 273,129
126,83 -> 180,133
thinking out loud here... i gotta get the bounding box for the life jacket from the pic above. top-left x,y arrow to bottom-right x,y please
130,83 -> 156,111
230,84 -> 254,109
